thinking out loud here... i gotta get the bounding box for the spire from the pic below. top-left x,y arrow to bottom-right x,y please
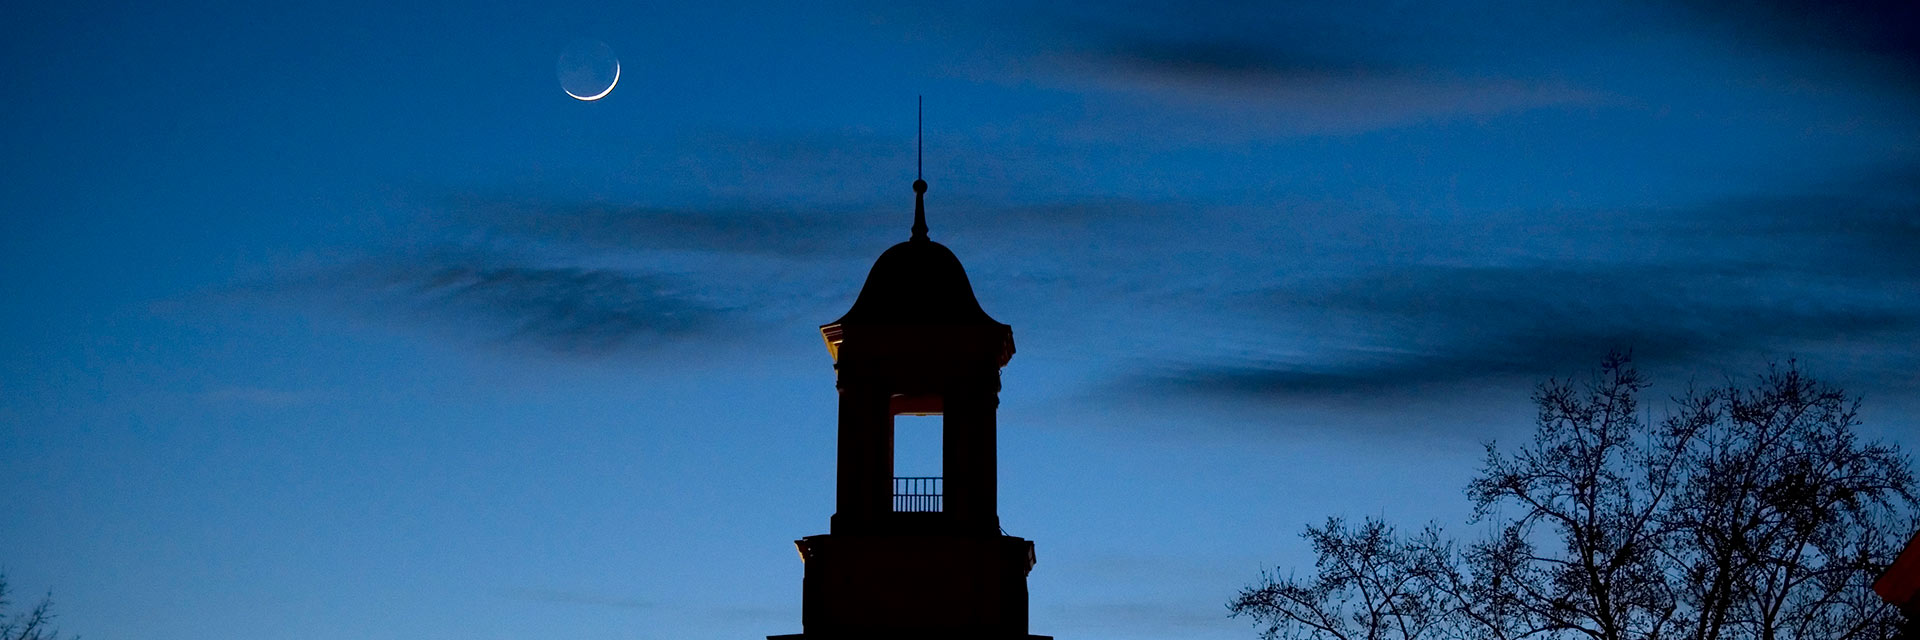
911,95 -> 929,242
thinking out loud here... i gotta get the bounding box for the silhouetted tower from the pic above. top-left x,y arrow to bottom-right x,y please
771,159 -> 1046,639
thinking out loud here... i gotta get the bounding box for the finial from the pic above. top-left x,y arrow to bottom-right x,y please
911,179 -> 928,241
911,95 -> 929,241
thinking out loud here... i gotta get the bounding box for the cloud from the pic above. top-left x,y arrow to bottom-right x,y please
243,151 -> 1920,402
1058,37 -> 1593,133
1087,36 -> 1385,84
396,157 -> 1920,405
453,192 -> 1188,262
1125,168 -> 1920,404
501,588 -> 651,610
405,262 -> 729,353
703,603 -> 795,624
1685,191 -> 1920,281
452,197 -> 891,259
1150,264 -> 1919,397
974,2 -> 1603,137
1044,600 -> 1234,636
243,252 -> 740,356
237,182 -> 1201,361
1680,0 -> 1920,68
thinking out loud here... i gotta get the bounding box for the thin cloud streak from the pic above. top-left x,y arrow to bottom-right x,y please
1127,177 -> 1920,405
1679,0 -> 1920,68
412,263 -> 727,353
246,158 -> 1920,408
970,1 -> 1611,137
501,588 -> 653,611
237,252 -> 741,356
452,197 -> 891,259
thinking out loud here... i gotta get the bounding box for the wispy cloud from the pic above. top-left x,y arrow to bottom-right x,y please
1677,0 -> 1920,71
1148,264 -> 1919,397
451,196 -> 892,259
1049,34 -> 1596,132
1045,600 -> 1236,637
1125,168 -> 1920,404
239,251 -> 741,356
501,588 -> 652,610
944,1 -> 1611,138
406,262 -> 730,353
239,136 -> 1920,413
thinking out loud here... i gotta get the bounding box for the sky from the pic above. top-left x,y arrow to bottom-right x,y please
2,1 -> 1918,639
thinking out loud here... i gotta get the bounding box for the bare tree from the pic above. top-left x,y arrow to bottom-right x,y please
1464,353 -> 1684,640
1232,354 -> 1917,640
0,574 -> 77,640
1230,517 -> 1452,640
1659,364 -> 1915,640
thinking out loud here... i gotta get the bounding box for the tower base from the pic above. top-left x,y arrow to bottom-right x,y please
774,533 -> 1044,640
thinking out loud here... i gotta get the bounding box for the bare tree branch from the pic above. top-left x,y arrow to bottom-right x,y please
1233,354 -> 1918,640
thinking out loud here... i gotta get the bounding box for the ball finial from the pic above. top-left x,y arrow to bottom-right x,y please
913,179 -> 927,194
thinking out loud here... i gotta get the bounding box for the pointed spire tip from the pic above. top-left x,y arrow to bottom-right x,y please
911,96 -> 929,241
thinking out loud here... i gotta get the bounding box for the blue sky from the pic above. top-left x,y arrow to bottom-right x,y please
3,1 -> 1918,639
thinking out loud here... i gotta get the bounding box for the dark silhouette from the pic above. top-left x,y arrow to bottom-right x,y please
1878,532 -> 1920,639
769,137 -> 1047,639
0,573 -> 76,640
1230,353 -> 1918,640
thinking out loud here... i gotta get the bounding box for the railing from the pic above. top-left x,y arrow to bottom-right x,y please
893,476 -> 942,512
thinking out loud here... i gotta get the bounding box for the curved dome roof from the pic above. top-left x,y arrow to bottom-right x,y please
831,237 -> 1002,326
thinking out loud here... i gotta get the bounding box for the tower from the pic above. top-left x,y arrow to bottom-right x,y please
770,174 -> 1047,640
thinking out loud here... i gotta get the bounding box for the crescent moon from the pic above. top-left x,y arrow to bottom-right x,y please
566,61 -> 619,101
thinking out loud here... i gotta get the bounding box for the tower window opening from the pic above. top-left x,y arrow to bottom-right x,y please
893,414 -> 942,512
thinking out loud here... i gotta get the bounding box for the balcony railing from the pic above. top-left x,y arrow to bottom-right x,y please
893,476 -> 942,512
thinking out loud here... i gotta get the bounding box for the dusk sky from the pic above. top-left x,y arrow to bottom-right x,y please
4,1 -> 1919,639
